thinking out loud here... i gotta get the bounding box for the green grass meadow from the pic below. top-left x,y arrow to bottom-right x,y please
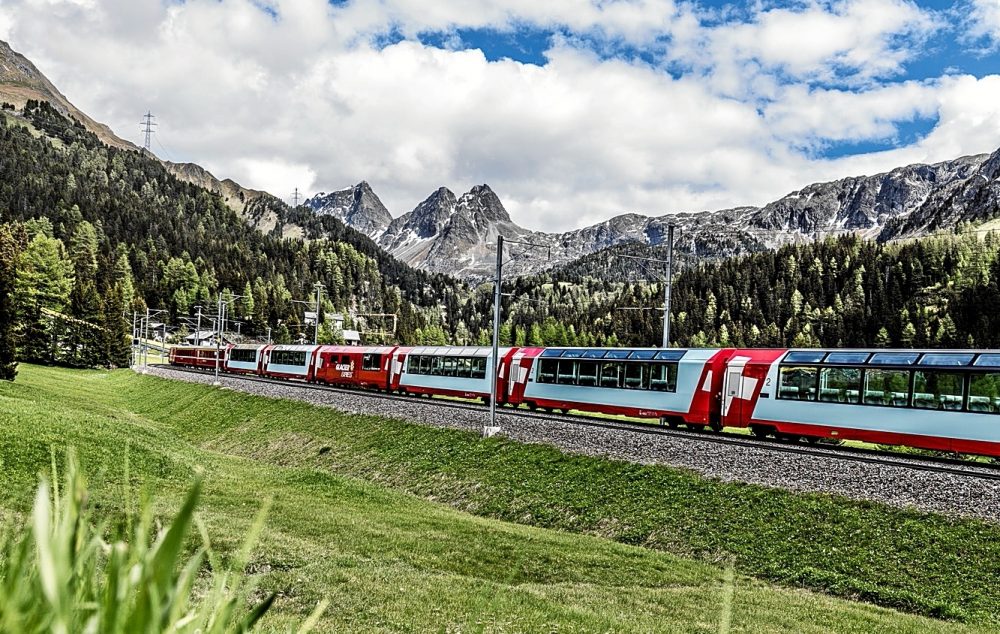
0,364 -> 996,632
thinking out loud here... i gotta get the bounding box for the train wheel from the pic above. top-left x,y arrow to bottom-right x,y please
709,421 -> 724,433
750,425 -> 772,439
527,402 -> 538,411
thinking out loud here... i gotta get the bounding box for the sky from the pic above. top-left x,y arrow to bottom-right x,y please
2,0 -> 1000,232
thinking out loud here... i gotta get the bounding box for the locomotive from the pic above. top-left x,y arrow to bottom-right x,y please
168,344 -> 1000,457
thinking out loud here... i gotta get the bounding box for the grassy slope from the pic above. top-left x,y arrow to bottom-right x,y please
0,366 -> 991,633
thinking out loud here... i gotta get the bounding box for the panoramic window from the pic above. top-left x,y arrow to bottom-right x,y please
538,359 -> 557,383
778,366 -> 817,401
818,367 -> 861,403
969,373 -> 1000,413
600,362 -> 622,388
912,371 -> 964,410
471,357 -> 488,380
229,348 -> 257,363
271,350 -> 307,366
864,369 -> 910,407
577,361 -> 599,386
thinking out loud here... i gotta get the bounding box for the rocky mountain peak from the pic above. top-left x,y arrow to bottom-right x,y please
304,181 -> 393,238
458,184 -> 511,224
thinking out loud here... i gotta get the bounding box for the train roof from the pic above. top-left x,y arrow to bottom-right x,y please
406,346 -> 512,357
540,347 -> 690,361
321,345 -> 396,354
268,344 -> 320,351
782,349 -> 1000,368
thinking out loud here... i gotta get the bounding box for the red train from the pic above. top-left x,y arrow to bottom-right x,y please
168,344 -> 1000,457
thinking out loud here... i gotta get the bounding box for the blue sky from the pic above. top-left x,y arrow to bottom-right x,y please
4,0 -> 1000,231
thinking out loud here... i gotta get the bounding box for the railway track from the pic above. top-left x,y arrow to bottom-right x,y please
158,364 -> 1000,482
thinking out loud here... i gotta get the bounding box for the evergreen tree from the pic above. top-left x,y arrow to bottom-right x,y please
0,224 -> 26,380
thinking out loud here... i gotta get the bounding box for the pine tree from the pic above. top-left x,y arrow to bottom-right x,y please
0,224 -> 26,380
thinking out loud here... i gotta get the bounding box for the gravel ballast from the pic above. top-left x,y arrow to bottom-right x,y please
142,366 -> 1000,523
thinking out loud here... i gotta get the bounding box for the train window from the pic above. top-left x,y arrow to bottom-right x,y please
654,350 -> 685,361
912,371 -> 964,410
557,360 -> 577,385
919,354 -> 974,367
419,356 -> 432,374
457,357 -> 473,378
562,349 -> 585,358
271,350 -> 307,366
600,363 -> 622,388
538,359 -> 558,383
784,351 -> 825,364
407,356 -> 418,373
825,352 -> 870,365
442,357 -> 458,377
778,366 -> 817,400
577,361 -> 599,386
362,353 -> 382,371
583,349 -> 608,359
605,350 -> 631,360
974,354 -> 1000,367
230,348 -> 257,363
864,369 -> 910,407
869,352 -> 919,366
623,363 -> 648,389
471,357 -> 488,380
541,349 -> 564,358
629,350 -> 657,360
818,367 -> 861,403
649,363 -> 678,392
341,355 -> 351,365
969,374 -> 1000,413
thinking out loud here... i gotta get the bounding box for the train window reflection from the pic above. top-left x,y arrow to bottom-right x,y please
912,371 -> 964,410
818,367 -> 861,403
778,366 -> 817,401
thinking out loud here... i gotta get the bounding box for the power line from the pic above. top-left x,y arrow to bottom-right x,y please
291,187 -> 301,207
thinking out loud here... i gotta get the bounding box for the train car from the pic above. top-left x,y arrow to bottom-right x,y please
516,347 -> 735,427
726,348 -> 1000,456
224,344 -> 271,375
397,346 -> 519,404
261,344 -> 321,381
314,346 -> 397,390
169,345 -> 225,369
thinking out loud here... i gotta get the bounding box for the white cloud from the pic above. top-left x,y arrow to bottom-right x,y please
0,0 -> 997,234
967,0 -> 1000,46
673,0 -> 941,97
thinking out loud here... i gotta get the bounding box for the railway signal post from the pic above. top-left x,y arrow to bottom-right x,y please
486,235 -> 550,438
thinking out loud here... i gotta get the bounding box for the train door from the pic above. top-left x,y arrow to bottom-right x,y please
722,357 -> 749,426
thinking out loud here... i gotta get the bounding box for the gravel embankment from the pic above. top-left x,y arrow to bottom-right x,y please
142,366 -> 1000,522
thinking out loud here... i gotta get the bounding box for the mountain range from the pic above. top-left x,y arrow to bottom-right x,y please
4,37 -> 1000,283
305,149 -> 999,280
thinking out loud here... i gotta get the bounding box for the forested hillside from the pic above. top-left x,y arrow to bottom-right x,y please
455,231 -> 1000,350
0,102 -> 464,360
4,99 -> 1000,375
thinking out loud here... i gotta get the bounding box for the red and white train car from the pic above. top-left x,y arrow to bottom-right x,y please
261,344 -> 321,381
168,345 -> 226,369
394,346 -> 527,405
224,344 -> 271,375
725,348 -> 1000,455
510,347 -> 730,428
315,346 -> 398,390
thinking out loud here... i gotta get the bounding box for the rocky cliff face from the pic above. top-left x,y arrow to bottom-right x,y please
304,181 -> 392,238
356,150 -> 998,280
0,39 -> 136,151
